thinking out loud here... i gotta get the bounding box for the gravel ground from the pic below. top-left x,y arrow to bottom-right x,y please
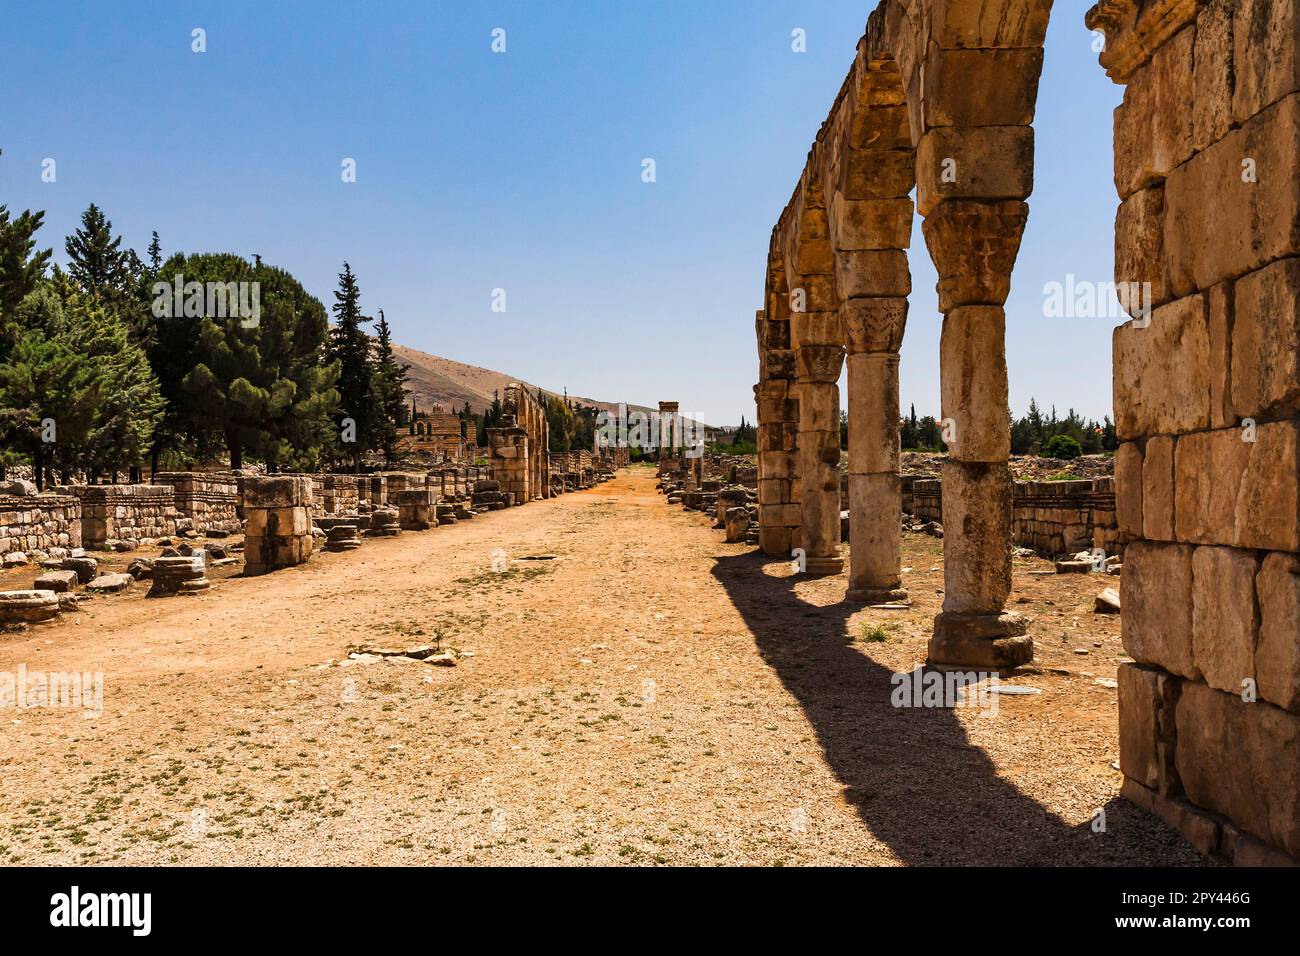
0,466 -> 1203,866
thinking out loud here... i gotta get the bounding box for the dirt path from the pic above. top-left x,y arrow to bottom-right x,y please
0,466 -> 1202,866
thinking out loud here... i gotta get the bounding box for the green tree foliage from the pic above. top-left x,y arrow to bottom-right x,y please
896,400 -> 1117,456
0,281 -> 163,486
900,404 -> 946,451
328,262 -> 377,466
1010,398 -> 1116,455
1041,433 -> 1084,460
371,309 -> 410,460
0,185 -> 52,360
152,253 -> 339,470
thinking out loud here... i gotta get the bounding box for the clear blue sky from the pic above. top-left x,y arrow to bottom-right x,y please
0,1 -> 1121,427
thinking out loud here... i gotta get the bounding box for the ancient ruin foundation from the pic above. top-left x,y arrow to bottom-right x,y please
240,476 -> 314,575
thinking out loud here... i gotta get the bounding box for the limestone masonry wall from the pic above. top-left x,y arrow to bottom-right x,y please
155,472 -> 240,534
63,484 -> 179,546
1088,0 -> 1300,866
0,495 -> 82,554
903,476 -> 1121,558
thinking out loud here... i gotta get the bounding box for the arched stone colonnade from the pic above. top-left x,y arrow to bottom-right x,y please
755,0 -> 1300,864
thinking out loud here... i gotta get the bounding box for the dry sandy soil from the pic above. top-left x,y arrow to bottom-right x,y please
0,466 -> 1203,866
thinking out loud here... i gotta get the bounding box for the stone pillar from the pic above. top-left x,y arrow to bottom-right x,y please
242,476 -> 313,575
657,401 -> 679,469
911,6 -> 1047,667
791,310 -> 844,576
832,68 -> 914,602
396,488 -> 437,530
489,421 -> 528,505
788,179 -> 845,577
845,346 -> 907,603
756,301 -> 800,555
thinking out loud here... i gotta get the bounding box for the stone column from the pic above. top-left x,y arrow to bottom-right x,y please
657,401 -> 679,469
920,203 -> 1031,667
910,8 -> 1046,667
845,342 -> 907,603
755,301 -> 800,555
790,309 -> 844,576
242,476 -> 314,575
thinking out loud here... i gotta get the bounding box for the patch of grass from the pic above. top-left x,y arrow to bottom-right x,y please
858,623 -> 889,644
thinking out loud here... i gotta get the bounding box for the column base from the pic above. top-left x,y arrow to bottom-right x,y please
845,586 -> 909,605
927,610 -> 1033,670
803,555 -> 844,576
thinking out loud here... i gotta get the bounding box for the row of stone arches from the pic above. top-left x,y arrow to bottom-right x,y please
754,0 -> 1300,864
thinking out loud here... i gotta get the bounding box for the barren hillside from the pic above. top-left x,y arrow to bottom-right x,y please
391,342 -> 655,418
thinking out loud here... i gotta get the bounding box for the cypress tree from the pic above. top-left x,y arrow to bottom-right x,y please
328,262 -> 376,467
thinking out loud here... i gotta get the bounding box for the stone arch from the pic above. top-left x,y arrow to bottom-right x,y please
753,0 -> 1300,865
758,0 -> 1051,653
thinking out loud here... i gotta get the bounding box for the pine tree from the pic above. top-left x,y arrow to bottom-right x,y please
370,309 -> 409,460
328,262 -> 377,467
65,203 -> 133,295
152,253 -> 339,470
0,281 -> 163,485
0,193 -> 52,358
146,231 -> 162,274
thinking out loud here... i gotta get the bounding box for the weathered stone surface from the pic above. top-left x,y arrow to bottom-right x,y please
842,296 -> 907,353
0,589 -> 60,625
847,472 -> 903,595
1235,421 -> 1300,551
723,506 -> 750,543
1206,281 -> 1237,429
921,200 -> 1027,312
33,569 -> 78,593
848,102 -> 910,151
1232,0 -> 1300,123
1191,546 -> 1260,695
916,127 -> 1034,216
834,250 -> 910,298
847,353 -> 899,474
1114,185 -> 1169,311
1096,587 -> 1122,613
1115,442 -> 1144,536
1193,0 -> 1236,152
928,610 -> 1031,669
1141,435 -> 1175,541
1112,25 -> 1194,198
937,460 -> 1012,615
1118,663 -> 1180,793
1122,541 -> 1200,679
1166,93 -> 1300,295
86,573 -> 133,594
837,148 -> 914,201
1113,294 -> 1210,441
1232,256 -> 1300,420
1173,426 -> 1251,545
920,46 -> 1043,127
928,0 -> 1051,49
939,305 -> 1010,463
789,311 -> 843,352
1256,551 -> 1300,712
1176,681 -> 1300,858
829,195 -> 912,251
63,556 -> 98,584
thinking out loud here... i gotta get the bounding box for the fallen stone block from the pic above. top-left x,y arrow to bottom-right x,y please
33,569 -> 79,593
86,573 -> 134,594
